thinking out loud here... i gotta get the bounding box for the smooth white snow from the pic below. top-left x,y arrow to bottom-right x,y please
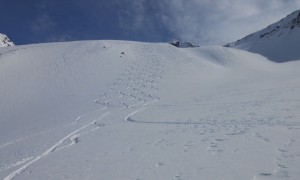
0,40 -> 300,180
226,10 -> 300,62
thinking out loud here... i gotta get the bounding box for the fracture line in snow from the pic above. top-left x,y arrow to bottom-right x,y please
4,111 -> 110,180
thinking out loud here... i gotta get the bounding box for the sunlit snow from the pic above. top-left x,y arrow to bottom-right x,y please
0,40 -> 300,180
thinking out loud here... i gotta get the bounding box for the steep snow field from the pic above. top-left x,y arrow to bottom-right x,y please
226,10 -> 300,62
0,41 -> 300,180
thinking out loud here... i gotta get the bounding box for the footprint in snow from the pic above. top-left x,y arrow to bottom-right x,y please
155,162 -> 164,167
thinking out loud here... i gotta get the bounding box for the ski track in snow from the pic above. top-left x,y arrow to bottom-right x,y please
0,106 -> 108,152
3,44 -> 166,179
2,42 -> 300,179
4,111 -> 110,180
0,157 -> 34,173
121,45 -> 300,179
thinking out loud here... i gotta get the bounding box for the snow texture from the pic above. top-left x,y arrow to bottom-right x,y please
0,33 -> 14,47
0,40 -> 300,180
225,10 -> 300,62
170,40 -> 199,48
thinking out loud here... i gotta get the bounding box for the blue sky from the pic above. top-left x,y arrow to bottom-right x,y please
0,0 -> 299,45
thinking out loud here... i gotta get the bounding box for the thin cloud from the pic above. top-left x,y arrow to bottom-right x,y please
115,0 -> 162,35
31,13 -> 56,32
156,0 -> 300,45
10,0 -> 299,45
112,0 -> 174,41
116,0 -> 147,31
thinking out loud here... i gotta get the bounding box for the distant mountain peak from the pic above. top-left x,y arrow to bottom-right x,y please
225,10 -> 300,62
169,40 -> 199,48
0,33 -> 15,47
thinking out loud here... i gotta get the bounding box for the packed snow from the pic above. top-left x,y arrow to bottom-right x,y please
0,40 -> 300,180
225,10 -> 300,62
0,33 -> 14,47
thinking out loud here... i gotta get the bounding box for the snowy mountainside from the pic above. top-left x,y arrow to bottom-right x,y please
169,40 -> 199,48
225,10 -> 300,62
0,33 -> 14,47
0,40 -> 300,180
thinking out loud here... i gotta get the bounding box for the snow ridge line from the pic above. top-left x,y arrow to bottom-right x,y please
4,111 -> 110,180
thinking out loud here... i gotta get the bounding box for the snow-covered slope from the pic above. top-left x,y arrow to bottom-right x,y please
0,33 -> 14,47
225,10 -> 300,62
0,40 -> 300,180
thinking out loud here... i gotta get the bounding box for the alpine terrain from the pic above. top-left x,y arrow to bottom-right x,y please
0,33 -> 14,47
1,11 -> 300,180
225,10 -> 300,62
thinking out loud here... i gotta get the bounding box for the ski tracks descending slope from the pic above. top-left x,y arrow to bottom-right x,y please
93,43 -> 165,120
97,44 -> 165,108
4,43 -> 166,179
4,112 -> 110,180
4,42 -> 300,179
125,89 -> 300,179
120,47 -> 300,179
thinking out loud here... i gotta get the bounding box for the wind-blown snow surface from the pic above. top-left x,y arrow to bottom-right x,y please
225,10 -> 300,62
0,41 -> 300,180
